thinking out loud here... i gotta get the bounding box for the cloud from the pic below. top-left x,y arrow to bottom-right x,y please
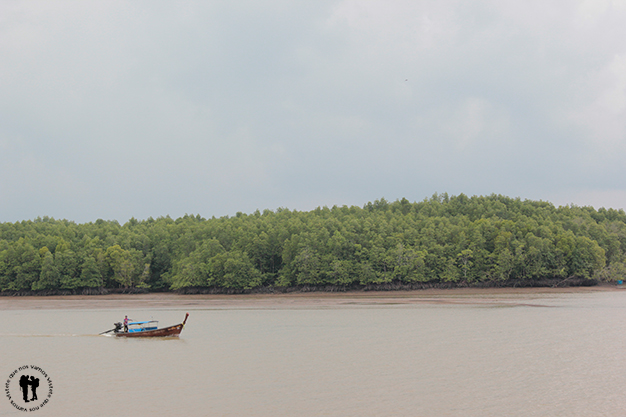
1,1 -> 626,222
568,54 -> 626,160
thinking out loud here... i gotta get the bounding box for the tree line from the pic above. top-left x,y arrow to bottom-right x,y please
1,194 -> 625,294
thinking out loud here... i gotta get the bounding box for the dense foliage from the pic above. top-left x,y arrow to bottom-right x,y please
2,194 -> 626,294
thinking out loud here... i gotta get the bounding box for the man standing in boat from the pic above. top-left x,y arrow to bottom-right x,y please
123,315 -> 133,333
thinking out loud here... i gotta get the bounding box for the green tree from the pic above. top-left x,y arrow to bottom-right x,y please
293,247 -> 323,285
457,249 -> 474,282
105,245 -> 136,288
57,250 -> 81,289
209,251 -> 262,289
32,251 -> 60,291
80,256 -> 103,288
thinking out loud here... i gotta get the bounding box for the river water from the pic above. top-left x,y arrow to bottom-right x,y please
1,290 -> 626,416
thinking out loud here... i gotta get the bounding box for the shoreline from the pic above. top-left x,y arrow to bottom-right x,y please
0,284 -> 622,310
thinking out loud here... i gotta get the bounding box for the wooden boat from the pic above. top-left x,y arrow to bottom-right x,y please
111,313 -> 189,338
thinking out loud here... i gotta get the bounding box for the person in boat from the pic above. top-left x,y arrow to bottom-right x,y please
123,315 -> 133,333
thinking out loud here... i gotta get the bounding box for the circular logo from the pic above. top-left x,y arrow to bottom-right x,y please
5,366 -> 53,412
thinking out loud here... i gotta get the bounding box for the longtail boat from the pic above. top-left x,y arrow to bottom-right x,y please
106,313 -> 189,338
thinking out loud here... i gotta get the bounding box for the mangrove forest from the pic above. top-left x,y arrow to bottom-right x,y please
1,193 -> 626,295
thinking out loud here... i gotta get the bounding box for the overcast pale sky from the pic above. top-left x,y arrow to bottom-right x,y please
1,0 -> 626,223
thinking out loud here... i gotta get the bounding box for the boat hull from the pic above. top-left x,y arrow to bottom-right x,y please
115,323 -> 184,337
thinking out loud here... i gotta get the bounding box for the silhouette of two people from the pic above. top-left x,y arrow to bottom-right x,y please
19,375 -> 39,403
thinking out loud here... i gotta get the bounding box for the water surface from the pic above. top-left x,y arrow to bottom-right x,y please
1,291 -> 625,416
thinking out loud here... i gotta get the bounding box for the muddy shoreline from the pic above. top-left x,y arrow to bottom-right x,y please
0,284 -> 622,310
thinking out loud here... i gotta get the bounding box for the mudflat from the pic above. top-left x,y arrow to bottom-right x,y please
0,285 -> 620,310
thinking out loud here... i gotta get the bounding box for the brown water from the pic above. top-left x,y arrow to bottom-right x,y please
2,291 -> 626,416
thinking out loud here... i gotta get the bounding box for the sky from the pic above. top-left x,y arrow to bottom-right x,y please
1,0 -> 626,223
